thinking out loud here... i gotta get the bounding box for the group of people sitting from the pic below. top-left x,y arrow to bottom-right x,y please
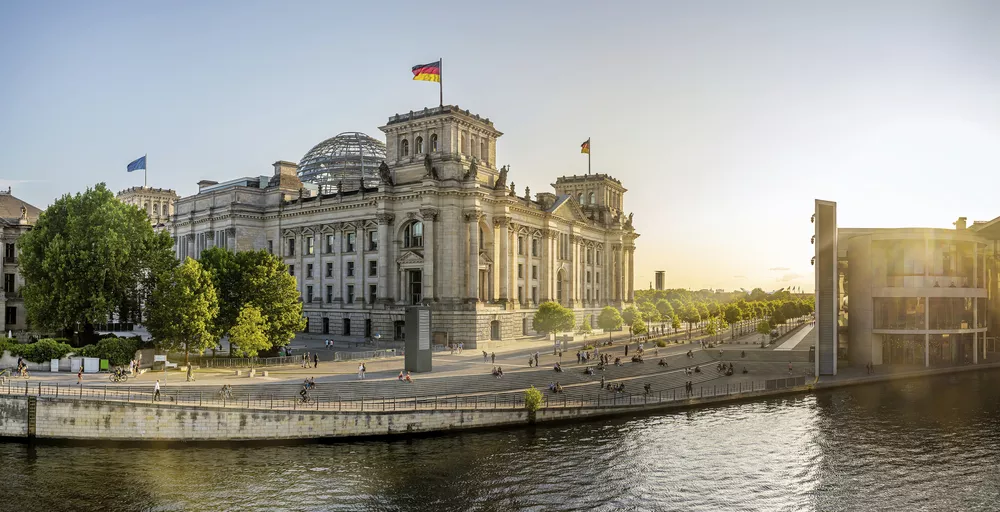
553,362 -> 563,372
397,370 -> 413,383
658,359 -> 669,367
684,365 -> 701,376
548,382 -> 564,393
631,355 -> 644,363
685,350 -> 695,358
491,366 -> 505,378
584,366 -> 595,375
606,382 -> 626,393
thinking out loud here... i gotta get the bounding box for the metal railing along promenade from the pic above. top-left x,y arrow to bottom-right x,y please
0,376 -> 809,413
187,355 -> 302,368
332,349 -> 398,362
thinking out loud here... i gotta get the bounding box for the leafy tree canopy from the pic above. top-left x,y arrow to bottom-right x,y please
229,304 -> 270,360
532,301 -> 575,335
622,306 -> 640,326
17,183 -> 175,342
146,257 -> 219,364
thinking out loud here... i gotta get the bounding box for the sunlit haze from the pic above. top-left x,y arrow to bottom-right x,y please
3,0 -> 999,293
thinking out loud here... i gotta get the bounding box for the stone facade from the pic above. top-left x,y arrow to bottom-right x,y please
116,186 -> 179,227
169,105 -> 638,348
0,188 -> 41,334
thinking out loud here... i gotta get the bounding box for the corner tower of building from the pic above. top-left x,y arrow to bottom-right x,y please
379,105 -> 503,185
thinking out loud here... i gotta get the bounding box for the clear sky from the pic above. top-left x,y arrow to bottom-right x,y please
2,0 -> 999,293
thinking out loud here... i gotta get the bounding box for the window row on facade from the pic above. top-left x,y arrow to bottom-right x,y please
397,133 -> 490,165
873,297 -> 987,330
873,239 -> 985,288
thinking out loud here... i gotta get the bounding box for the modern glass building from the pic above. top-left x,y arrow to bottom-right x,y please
836,216 -> 997,368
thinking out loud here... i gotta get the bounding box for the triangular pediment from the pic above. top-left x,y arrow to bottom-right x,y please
479,251 -> 493,264
281,228 -> 297,238
549,196 -> 591,223
396,250 -> 424,265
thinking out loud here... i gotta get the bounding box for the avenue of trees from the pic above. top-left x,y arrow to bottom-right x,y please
16,183 -> 305,361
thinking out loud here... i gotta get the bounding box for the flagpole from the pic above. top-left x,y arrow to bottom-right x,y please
588,140 -> 591,175
144,154 -> 148,188
439,57 -> 443,107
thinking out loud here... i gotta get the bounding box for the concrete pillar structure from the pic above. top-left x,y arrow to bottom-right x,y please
420,208 -> 437,301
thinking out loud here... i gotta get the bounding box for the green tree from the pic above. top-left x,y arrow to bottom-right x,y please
524,386 -> 543,412
655,299 -> 674,325
756,320 -> 771,344
146,257 -> 219,365
697,302 -> 710,325
632,317 -> 648,336
640,301 -> 661,326
671,315 -> 681,333
705,317 -> 717,338
681,304 -> 701,339
579,317 -> 592,334
532,301 -> 575,337
228,305 -> 270,362
597,306 -> 623,343
200,248 -> 305,351
724,303 -> 743,340
621,306 -> 640,327
17,183 -> 175,343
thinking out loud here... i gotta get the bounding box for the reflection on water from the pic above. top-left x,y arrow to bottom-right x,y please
5,371 -> 1000,511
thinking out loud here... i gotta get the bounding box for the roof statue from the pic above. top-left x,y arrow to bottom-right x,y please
378,161 -> 394,186
626,212 -> 634,229
495,165 -> 508,190
464,158 -> 478,181
509,181 -> 515,196
20,205 -> 27,219
423,153 -> 439,180
524,186 -> 530,200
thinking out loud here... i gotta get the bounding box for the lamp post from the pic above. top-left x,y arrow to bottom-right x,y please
374,333 -> 382,351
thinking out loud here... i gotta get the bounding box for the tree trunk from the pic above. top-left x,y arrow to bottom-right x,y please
184,346 -> 190,366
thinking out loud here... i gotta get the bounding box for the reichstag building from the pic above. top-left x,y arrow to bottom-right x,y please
169,105 -> 638,347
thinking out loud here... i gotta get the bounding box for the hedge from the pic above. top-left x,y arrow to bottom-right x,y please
77,337 -> 141,366
9,338 -> 75,363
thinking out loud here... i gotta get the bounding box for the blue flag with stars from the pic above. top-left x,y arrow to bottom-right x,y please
127,155 -> 146,172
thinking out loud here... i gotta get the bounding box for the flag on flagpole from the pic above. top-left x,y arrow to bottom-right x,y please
127,155 -> 146,173
580,139 -> 590,154
411,60 -> 442,82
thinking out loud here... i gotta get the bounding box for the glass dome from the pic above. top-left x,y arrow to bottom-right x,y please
298,132 -> 387,193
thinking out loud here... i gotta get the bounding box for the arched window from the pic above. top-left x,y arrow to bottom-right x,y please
480,141 -> 487,162
588,192 -> 595,205
430,133 -> 439,151
162,204 -> 169,217
400,139 -> 410,158
415,136 -> 424,154
143,202 -> 150,214
404,221 -> 423,248
479,226 -> 484,251
577,193 -> 584,204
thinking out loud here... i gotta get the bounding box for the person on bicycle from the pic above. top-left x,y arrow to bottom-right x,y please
300,382 -> 310,402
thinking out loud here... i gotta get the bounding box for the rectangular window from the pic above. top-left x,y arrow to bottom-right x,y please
597,251 -> 601,265
518,286 -> 523,303
346,232 -> 356,252
596,272 -> 600,284
532,265 -> 538,280
306,236 -> 314,255
343,318 -> 351,336
267,240 -> 273,255
532,286 -> 538,304
306,264 -> 313,278
4,243 -> 14,260
586,271 -> 591,283
347,285 -> 355,304
409,270 -> 422,304
326,235 -> 335,253
306,285 -> 313,303
289,264 -> 295,277
347,261 -> 355,277
532,238 -> 538,257
369,284 -> 377,304
587,249 -> 592,264
3,274 -> 13,293
365,319 -> 372,338
368,260 -> 377,277
287,238 -> 295,257
518,264 -> 523,279
326,285 -> 333,303
518,236 -> 524,255
326,262 -> 334,278
368,231 -> 378,251
4,306 -> 15,325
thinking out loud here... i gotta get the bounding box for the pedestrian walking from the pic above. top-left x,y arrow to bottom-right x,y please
491,352 -> 496,364
154,380 -> 161,401
77,365 -> 83,385
362,363 -> 367,379
483,351 -> 488,363
534,352 -> 539,367
600,375 -> 605,389
358,363 -> 364,380
313,353 -> 319,368
625,345 -> 629,357
788,362 -> 793,374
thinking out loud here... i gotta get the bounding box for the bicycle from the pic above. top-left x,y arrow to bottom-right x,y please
218,385 -> 234,400
17,367 -> 29,380
109,368 -> 128,383
299,391 -> 314,404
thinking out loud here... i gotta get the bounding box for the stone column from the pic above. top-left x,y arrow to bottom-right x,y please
497,217 -> 510,301
420,208 -> 437,301
334,225 -> 344,302
376,214 -> 394,303
466,211 -> 481,301
627,246 -> 635,302
568,234 -> 577,307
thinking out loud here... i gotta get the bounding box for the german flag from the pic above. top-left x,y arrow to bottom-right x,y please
412,60 -> 441,82
581,138 -> 590,154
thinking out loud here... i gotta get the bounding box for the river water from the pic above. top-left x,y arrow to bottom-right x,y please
4,371 -> 1000,511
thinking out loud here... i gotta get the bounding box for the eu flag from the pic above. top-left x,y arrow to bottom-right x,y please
127,155 -> 146,173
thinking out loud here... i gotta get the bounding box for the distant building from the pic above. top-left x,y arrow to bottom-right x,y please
815,200 -> 1000,373
117,186 -> 179,228
654,271 -> 665,290
0,188 -> 42,333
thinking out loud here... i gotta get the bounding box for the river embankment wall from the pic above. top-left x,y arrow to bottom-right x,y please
3,362 -> 1000,442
